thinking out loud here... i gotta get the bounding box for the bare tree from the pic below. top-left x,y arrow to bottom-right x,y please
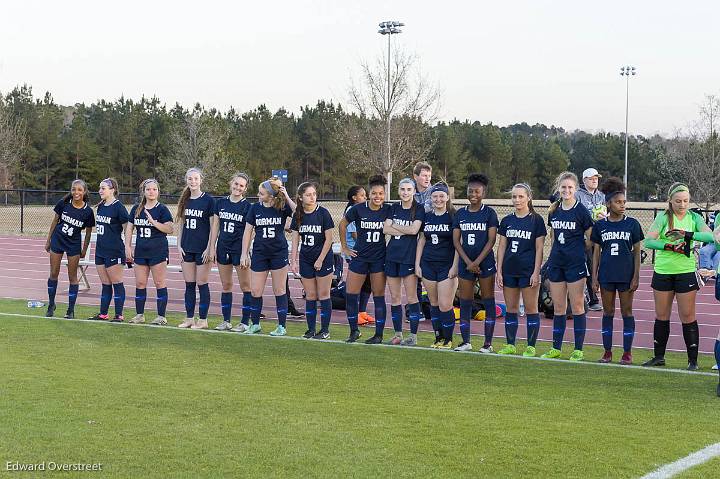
338,47 -> 440,197
0,99 -> 27,190
161,110 -> 231,194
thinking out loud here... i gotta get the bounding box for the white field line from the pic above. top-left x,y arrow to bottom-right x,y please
639,442 -> 720,479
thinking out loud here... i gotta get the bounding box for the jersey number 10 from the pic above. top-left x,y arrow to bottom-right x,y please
366,231 -> 380,243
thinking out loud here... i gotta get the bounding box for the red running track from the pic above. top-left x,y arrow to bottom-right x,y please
2,235 -> 719,354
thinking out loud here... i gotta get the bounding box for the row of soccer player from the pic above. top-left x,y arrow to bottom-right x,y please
44,168 -> 720,377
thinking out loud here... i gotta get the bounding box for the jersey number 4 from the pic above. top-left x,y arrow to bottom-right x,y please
557,232 -> 565,244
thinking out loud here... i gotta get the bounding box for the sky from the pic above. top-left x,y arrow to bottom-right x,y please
1,0 -> 718,137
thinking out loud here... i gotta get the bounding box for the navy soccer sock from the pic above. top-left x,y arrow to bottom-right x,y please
373,296 -> 387,337
682,321 -> 699,364
622,315 -> 635,353
390,304 -> 403,333
112,283 -> 125,316
601,314 -> 614,351
459,299 -> 473,344
250,296 -> 262,325
305,299 -> 317,331
156,287 -> 168,317
221,292 -> 232,322
100,284 -> 113,315
441,309 -> 455,341
184,281 -> 197,318
505,312 -> 519,346
135,288 -> 147,314
573,313 -> 586,350
276,294 -> 288,327
47,278 -> 58,305
430,305 -> 441,340
526,313 -> 540,347
319,298 -> 332,332
482,298 -> 497,346
552,314 -> 566,350
68,284 -> 79,312
241,291 -> 252,325
714,339 -> 720,371
408,302 -> 421,334
346,293 -> 359,331
198,283 -> 210,320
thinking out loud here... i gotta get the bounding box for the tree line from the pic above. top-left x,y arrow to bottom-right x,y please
1,84 -> 714,203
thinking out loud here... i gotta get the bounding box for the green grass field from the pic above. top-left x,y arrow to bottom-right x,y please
1,298 -> 718,478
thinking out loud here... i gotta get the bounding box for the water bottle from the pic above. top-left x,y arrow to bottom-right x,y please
27,300 -> 45,308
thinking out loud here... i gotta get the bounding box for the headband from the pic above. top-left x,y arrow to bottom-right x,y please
430,183 -> 449,195
101,178 -> 114,187
261,180 -> 277,197
398,177 -> 415,187
514,182 -> 532,192
605,191 -> 624,202
668,184 -> 689,199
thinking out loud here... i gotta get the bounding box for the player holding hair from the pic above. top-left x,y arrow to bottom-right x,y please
88,178 -> 129,322
541,172 -> 594,361
642,183 -> 713,370
452,173 -> 498,352
590,177 -> 644,365
45,179 -> 95,319
126,179 -> 174,325
496,183 -> 546,356
339,175 -> 392,343
290,182 -> 335,339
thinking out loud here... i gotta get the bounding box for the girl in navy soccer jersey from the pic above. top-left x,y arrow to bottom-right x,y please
213,173 -> 253,332
125,179 -> 174,325
241,177 -> 296,336
383,178 -> 425,346
176,167 -> 219,330
453,174 -> 499,352
290,182 -> 335,339
416,183 -> 459,349
88,178 -> 129,322
590,177 -> 644,365
344,185 -> 374,326
339,175 -> 392,344
496,183 -> 547,357
45,179 -> 95,319
541,172 -> 594,361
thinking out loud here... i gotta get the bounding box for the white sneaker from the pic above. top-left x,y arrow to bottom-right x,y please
232,323 -> 249,333
479,345 -> 494,353
454,342 -> 473,352
713,364 -> 719,371
215,321 -> 233,331
129,314 -> 145,324
178,318 -> 195,328
150,316 -> 167,326
191,319 -> 208,330
588,302 -> 603,312
269,325 -> 287,336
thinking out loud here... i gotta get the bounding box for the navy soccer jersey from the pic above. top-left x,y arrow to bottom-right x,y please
590,216 -> 645,283
453,205 -> 499,263
95,200 -> 129,258
422,211 -> 455,263
344,202 -> 392,262
247,202 -> 293,257
498,212 -> 547,277
547,201 -> 594,268
214,197 -> 250,254
386,201 -> 425,265
129,203 -> 173,259
180,193 -> 216,253
52,200 -> 96,245
290,206 -> 335,263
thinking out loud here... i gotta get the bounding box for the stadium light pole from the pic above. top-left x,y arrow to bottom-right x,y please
620,66 -> 636,194
378,20 -> 404,198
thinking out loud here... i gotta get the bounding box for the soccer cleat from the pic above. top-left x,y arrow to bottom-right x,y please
259,312 -> 266,319
64,310 -> 75,319
178,318 -> 195,329
712,363 -> 718,371
232,323 -> 249,333
588,302 -> 603,312
523,346 -> 537,357
541,348 -> 562,359
454,342 -> 472,352
569,349 -> 584,362
364,335 -> 383,344
400,334 -> 417,346
312,330 -> 330,340
431,337 -> 443,349
498,344 -> 517,355
129,314 -> 145,324
479,344 -> 494,354
598,351 -> 613,363
45,303 -> 56,317
302,329 -> 316,339
150,316 -> 167,326
191,319 -> 209,330
109,314 -> 124,323
358,312 -> 375,325
387,334 -> 403,345
269,325 -> 287,336
287,307 -> 304,319
619,352 -> 633,365
346,329 -> 362,343
437,340 -> 453,350
687,361 -> 699,371
641,356 -> 666,367
244,324 -> 262,335
88,313 -> 109,321
215,321 -> 233,331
